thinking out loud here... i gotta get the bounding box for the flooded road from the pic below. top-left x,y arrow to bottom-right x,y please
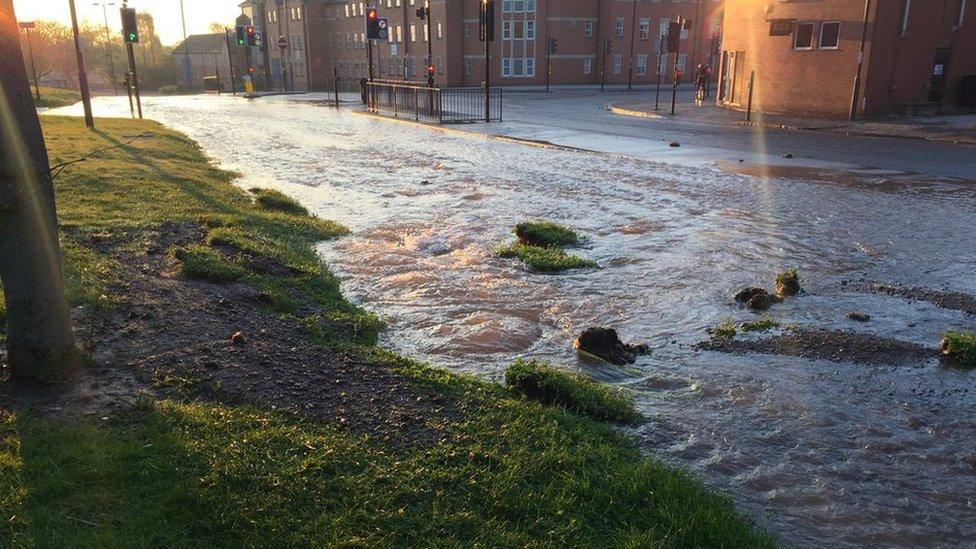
51,95 -> 976,547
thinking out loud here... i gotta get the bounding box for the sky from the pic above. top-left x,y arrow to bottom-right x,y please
12,0 -> 245,46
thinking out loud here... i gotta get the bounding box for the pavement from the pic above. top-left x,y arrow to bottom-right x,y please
610,96 -> 976,145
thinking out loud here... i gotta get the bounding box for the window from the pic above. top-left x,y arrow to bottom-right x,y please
584,21 -> 594,37
503,21 -> 512,40
794,22 -> 815,49
526,0 -> 536,12
583,58 -> 592,74
465,25 -> 471,39
502,57 -> 512,76
526,21 -> 536,40
613,54 -> 622,74
639,19 -> 650,40
676,54 -> 687,74
525,58 -> 534,77
396,24 -> 403,43
513,58 -> 523,76
514,21 -> 524,39
410,24 -> 417,42
437,21 -> 443,39
465,61 -> 472,75
503,0 -> 512,12
615,18 -> 624,37
424,22 -> 429,41
637,55 -> 648,76
819,21 -> 840,49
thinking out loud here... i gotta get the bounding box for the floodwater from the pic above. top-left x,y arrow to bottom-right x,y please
50,95 -> 976,547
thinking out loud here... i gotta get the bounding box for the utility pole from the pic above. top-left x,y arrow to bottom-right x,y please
0,0 -> 80,383
18,21 -> 40,100
481,0 -> 494,122
601,37 -> 610,92
546,33 -> 552,93
68,0 -> 95,129
626,0 -> 636,90
424,0 -> 433,87
94,2 -> 118,95
850,0 -> 872,121
670,17 -> 685,116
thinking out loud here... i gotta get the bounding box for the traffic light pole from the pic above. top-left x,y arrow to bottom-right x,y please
67,0 -> 94,129
670,18 -> 683,116
125,41 -> 142,118
21,24 -> 40,101
546,34 -> 551,93
224,29 -> 238,95
484,14 -> 491,122
654,35 -> 664,110
366,39 -> 374,82
425,1 -> 433,87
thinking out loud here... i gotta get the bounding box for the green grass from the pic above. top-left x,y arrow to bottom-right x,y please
172,245 -> 247,282
250,188 -> 310,216
940,330 -> 976,368
741,315 -> 780,333
0,117 -> 774,547
33,87 -> 81,108
498,243 -> 598,273
515,221 -> 580,247
505,360 -> 641,425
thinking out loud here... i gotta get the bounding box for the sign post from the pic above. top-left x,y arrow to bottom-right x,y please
18,21 -> 40,101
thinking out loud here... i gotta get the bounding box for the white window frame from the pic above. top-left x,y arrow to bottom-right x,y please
525,58 -> 535,77
502,57 -> 512,76
636,54 -> 648,76
638,19 -> 650,40
819,21 -> 841,50
615,18 -> 625,38
526,21 -> 536,40
583,58 -> 592,75
584,20 -> 594,38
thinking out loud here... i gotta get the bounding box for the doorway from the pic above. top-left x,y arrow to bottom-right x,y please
928,48 -> 951,103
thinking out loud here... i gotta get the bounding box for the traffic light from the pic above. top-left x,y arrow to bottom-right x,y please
121,7 -> 139,44
365,8 -> 388,40
235,25 -> 247,47
667,21 -> 682,53
479,0 -> 495,42
549,38 -> 558,55
415,7 -> 427,20
246,25 -> 259,47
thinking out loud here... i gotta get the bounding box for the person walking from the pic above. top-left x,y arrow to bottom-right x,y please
694,64 -> 708,106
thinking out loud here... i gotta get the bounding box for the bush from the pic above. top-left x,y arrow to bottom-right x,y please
940,330 -> 976,368
505,359 -> 641,424
250,188 -> 309,216
514,221 -> 580,247
775,268 -> 801,297
172,245 -> 246,282
711,319 -> 737,339
157,85 -> 179,94
498,243 -> 597,273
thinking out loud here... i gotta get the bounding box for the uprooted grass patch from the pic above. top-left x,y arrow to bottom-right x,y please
504,359 -> 641,425
741,315 -> 780,333
515,221 -> 581,247
250,188 -> 310,216
940,330 -> 976,368
498,243 -> 598,273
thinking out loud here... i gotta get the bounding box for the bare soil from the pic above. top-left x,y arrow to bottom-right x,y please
0,222 -> 459,447
699,329 -> 938,366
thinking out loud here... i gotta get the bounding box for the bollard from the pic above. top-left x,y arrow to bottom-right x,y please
746,70 -> 755,122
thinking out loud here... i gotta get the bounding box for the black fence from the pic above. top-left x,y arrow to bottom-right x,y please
364,80 -> 503,124
322,78 -> 367,106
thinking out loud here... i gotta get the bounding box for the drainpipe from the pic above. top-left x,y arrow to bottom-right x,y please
850,0 -> 872,120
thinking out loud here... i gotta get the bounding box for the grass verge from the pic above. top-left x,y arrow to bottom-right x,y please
250,188 -> 310,216
0,117 -> 772,547
33,87 -> 81,109
505,359 -> 641,424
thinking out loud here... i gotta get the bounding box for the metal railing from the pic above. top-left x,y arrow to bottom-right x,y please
364,80 -> 503,124
322,78 -> 366,107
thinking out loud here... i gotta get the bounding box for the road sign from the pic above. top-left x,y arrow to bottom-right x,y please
391,43 -> 398,56
277,36 -> 289,50
18,21 -> 35,29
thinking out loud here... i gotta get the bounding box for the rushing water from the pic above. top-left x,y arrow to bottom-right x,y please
51,95 -> 976,547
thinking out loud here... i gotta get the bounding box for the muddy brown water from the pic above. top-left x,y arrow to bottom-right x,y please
50,96 -> 976,547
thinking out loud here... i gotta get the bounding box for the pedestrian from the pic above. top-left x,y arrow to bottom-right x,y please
694,65 -> 708,106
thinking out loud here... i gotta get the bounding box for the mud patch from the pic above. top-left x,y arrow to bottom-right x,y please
0,222 -> 459,448
868,283 -> 976,316
698,329 -> 937,366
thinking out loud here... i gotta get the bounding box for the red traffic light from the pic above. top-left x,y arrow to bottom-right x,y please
367,8 -> 378,20
246,25 -> 256,37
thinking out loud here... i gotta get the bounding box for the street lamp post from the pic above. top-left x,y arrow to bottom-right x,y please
850,0 -> 872,121
67,0 -> 95,128
93,2 -> 118,95
18,22 -> 41,100
179,0 -> 190,84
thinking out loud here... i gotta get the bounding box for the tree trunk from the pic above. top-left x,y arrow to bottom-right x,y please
0,0 -> 79,383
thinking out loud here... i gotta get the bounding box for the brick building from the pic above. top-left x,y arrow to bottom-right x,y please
296,0 -> 723,90
718,0 -> 976,118
239,0 -> 312,91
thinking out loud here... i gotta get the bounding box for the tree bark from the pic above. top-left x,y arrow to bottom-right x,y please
0,0 -> 79,383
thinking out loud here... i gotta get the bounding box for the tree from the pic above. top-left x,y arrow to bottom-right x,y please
208,22 -> 227,34
0,0 -> 79,383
